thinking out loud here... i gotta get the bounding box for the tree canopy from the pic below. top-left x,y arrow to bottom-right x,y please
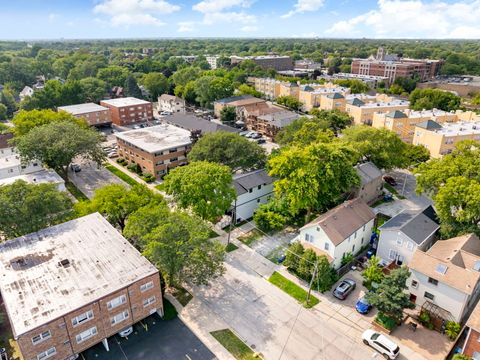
409,88 -> 461,112
11,109 -> 87,136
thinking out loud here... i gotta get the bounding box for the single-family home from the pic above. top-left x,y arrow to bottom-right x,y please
158,94 -> 186,114
376,206 -> 439,266
408,233 -> 480,323
296,198 -> 376,269
353,162 -> 383,204
232,169 -> 274,223
19,86 -> 34,101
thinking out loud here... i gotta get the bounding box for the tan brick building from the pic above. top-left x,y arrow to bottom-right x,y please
57,103 -> 112,126
116,123 -> 191,178
413,120 -> 480,158
345,97 -> 410,125
213,95 -> 267,118
100,97 -> 153,126
298,84 -> 349,112
0,213 -> 163,360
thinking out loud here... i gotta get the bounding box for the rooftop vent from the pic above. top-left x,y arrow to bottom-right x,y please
58,259 -> 70,268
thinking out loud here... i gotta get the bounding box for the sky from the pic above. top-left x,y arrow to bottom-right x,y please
1,0 -> 480,40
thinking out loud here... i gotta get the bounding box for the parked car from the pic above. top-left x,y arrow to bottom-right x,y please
245,132 -> 258,138
362,330 -> 400,359
239,131 -> 250,137
333,278 -> 356,300
118,326 -> 133,338
256,138 -> 266,144
250,133 -> 262,139
154,120 -> 161,124
160,111 -> 172,116
70,164 -> 81,173
107,152 -> 117,158
133,125 -> 141,129
382,175 -> 397,186
355,297 -> 372,314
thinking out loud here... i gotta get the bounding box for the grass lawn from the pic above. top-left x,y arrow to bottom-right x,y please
155,183 -> 165,191
226,242 -> 239,252
162,298 -> 178,320
210,329 -> 259,360
105,164 -> 139,186
375,313 -> 396,331
237,229 -> 262,246
268,272 -> 319,308
65,181 -> 89,201
172,286 -> 193,307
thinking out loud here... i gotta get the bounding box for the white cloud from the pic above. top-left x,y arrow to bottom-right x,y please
178,21 -> 196,32
202,11 -> 256,25
48,13 -> 59,22
94,0 -> 180,26
241,25 -> 258,32
282,0 -> 325,18
327,0 -> 480,38
192,0 -> 257,27
193,0 -> 252,13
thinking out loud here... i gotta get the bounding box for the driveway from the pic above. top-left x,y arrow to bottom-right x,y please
82,315 -> 215,360
69,160 -> 128,198
188,246 -> 376,360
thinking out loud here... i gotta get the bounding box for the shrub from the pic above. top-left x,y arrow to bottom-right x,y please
127,163 -> 142,175
445,321 -> 461,341
284,242 -> 304,272
419,310 -> 434,330
341,252 -> 354,266
297,249 -> 317,281
375,312 -> 396,330
253,208 -> 286,233
116,158 -> 128,166
142,173 -> 156,183
452,354 -> 472,360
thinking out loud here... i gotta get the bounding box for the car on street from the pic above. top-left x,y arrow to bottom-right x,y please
250,133 -> 262,139
355,296 -> 372,314
245,131 -> 257,138
383,175 -> 397,186
239,130 -> 250,137
160,111 -> 172,116
362,329 -> 400,359
118,326 -> 133,338
333,278 -> 356,300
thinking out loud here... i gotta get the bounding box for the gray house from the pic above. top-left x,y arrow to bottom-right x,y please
353,162 -> 383,204
376,206 -> 440,266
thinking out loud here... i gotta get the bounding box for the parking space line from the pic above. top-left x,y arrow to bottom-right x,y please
114,335 -> 129,360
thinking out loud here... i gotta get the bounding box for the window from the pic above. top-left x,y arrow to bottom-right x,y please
352,245 -> 355,253
107,295 -> 127,310
257,185 -> 261,190
324,242 -> 329,251
396,238 -> 403,246
37,347 -> 56,360
304,233 -> 313,243
407,242 -> 414,251
363,225 -> 366,231
424,292 -> 435,301
111,310 -> 129,326
75,326 -> 97,344
32,330 -> 51,345
388,249 -> 397,261
140,281 -> 154,292
354,231 -> 357,239
411,280 -> 418,289
428,277 -> 438,286
143,296 -> 156,307
72,310 -> 93,326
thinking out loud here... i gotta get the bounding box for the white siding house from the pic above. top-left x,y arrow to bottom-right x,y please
376,206 -> 439,266
296,198 -> 376,269
232,170 -> 274,223
0,153 -> 41,180
408,234 -> 480,323
158,94 -> 186,114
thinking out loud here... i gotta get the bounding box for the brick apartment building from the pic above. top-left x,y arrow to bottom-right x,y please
230,55 -> 294,71
57,103 -> 112,126
0,213 -> 163,360
100,97 -> 153,126
116,123 -> 191,178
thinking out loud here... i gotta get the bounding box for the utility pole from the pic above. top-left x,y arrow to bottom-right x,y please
226,200 -> 236,246
306,261 -> 319,306
401,171 -> 408,196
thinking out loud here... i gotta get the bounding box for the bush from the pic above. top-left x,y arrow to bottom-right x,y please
127,163 -> 142,175
142,173 -> 156,183
445,321 -> 461,341
375,312 -> 396,330
452,354 -> 472,360
419,310 -> 434,330
116,158 -> 128,166
341,252 -> 354,266
253,208 -> 286,233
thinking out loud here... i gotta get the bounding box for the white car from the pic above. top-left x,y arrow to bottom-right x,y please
362,330 -> 399,359
133,125 -> 141,129
118,326 -> 133,338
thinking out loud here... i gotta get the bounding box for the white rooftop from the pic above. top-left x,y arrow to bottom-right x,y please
312,87 -> 347,94
432,121 -> 480,136
407,109 -> 457,118
101,97 -> 151,107
359,100 -> 409,109
0,169 -> 64,187
115,124 -> 191,153
58,103 -> 109,115
0,154 -> 22,169
0,213 -> 158,337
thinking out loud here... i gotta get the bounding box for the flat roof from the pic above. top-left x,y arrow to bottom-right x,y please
407,109 -> 457,118
58,103 -> 109,115
354,100 -> 409,109
115,124 -> 192,153
0,169 -> 64,187
423,121 -> 480,136
0,213 -> 158,337
0,154 -> 22,169
101,97 -> 151,107
164,114 -> 240,134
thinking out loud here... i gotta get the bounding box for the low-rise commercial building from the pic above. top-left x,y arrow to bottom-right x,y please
58,103 -> 112,126
116,124 -> 191,178
413,120 -> 480,158
0,213 -> 163,360
100,97 -> 153,126
296,198 -> 376,269
158,94 -> 186,114
408,233 -> 480,323
345,97 -> 409,125
232,169 -> 274,223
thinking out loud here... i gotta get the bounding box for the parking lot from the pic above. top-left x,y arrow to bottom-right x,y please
82,315 -> 215,360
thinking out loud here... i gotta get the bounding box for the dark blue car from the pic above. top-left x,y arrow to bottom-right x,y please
356,297 -> 372,314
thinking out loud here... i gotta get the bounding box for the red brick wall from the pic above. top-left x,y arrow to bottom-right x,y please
100,102 -> 153,126
464,328 -> 480,358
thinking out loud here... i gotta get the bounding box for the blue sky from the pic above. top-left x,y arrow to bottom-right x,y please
0,0 -> 479,39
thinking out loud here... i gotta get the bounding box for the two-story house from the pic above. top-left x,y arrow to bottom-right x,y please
408,233 -> 480,323
296,198 -> 376,269
158,94 -> 186,114
353,162 -> 383,205
376,206 -> 440,266
232,169 -> 274,223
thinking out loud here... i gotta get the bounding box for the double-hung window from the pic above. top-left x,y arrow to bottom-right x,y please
107,295 -> 127,310
140,281 -> 154,292
72,310 -> 94,327
37,347 -> 56,360
111,310 -> 129,326
32,330 -> 51,345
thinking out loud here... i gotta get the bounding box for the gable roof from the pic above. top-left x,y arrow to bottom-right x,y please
386,110 -> 407,119
380,206 -> 439,245
347,98 -> 365,106
416,120 -> 443,130
300,85 -> 314,91
302,198 -> 375,246
355,162 -> 382,186
410,234 -> 480,295
233,169 -> 274,196
159,94 -> 183,102
163,114 -> 240,134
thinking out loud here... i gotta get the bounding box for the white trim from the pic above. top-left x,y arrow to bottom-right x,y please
32,330 -> 51,345
37,347 -> 56,360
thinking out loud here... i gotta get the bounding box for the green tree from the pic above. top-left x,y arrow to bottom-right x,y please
310,109 -> 353,131
79,77 -> 107,102
194,76 -> 234,108
171,67 -> 203,87
342,126 -> 407,170
253,206 -> 286,233
75,184 -> 165,230
298,249 -> 317,280
0,103 -> 7,120
275,117 -> 333,146
163,161 -> 236,222
283,242 -> 305,272
365,266 -> 414,322
409,88 -> 461,111
402,143 -> 430,166
334,79 -> 369,94
362,256 -> 384,286
237,84 -> 263,98
141,72 -> 169,100
188,132 -> 266,172
268,142 -> 360,221
0,89 -> 17,117
0,180 -> 72,239
314,256 -> 338,292
220,106 -> 236,125
15,121 -> 105,180
97,65 -> 129,87
124,75 -> 143,98
276,95 -> 302,111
